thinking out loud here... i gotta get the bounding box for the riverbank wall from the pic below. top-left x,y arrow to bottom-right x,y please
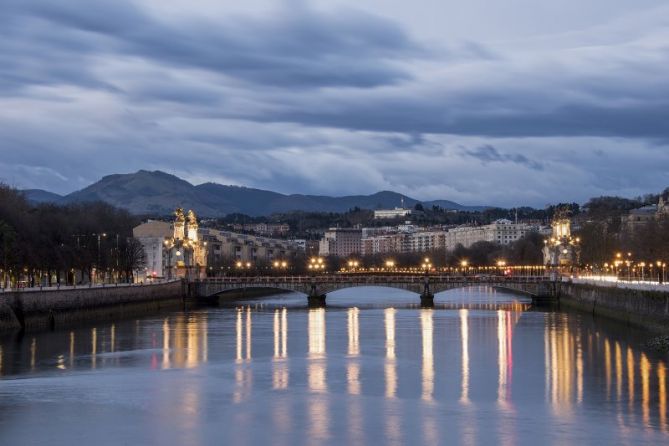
0,281 -> 185,332
559,281 -> 669,332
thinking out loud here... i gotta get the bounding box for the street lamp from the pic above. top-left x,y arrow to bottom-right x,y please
308,257 -> 326,273
385,260 -> 395,270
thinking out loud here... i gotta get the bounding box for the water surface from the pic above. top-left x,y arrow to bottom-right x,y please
0,287 -> 667,445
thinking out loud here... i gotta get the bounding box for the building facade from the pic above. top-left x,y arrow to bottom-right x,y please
373,208 -> 413,219
444,219 -> 531,250
319,228 -> 362,257
201,228 -> 304,265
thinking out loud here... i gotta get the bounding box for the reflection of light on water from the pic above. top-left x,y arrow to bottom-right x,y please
659,362 -> 667,432
246,307 -> 252,361
460,309 -> 470,405
421,309 -> 434,402
235,308 -> 252,363
497,311 -> 507,406
30,337 -> 36,371
546,314 -> 574,416
56,354 -> 66,370
309,308 -> 327,393
627,347 -> 635,410
385,308 -> 396,399
281,308 -> 287,358
604,339 -> 612,400
160,314 -> 208,370
576,330 -> 583,404
640,353 -> 650,427
187,317 -> 199,369
615,341 -> 623,401
309,308 -> 326,358
348,307 -> 360,356
162,318 -> 170,369
273,308 -> 289,390
273,308 -> 288,360
273,361 -> 289,390
234,307 -> 253,403
347,361 -> 361,395
345,308 -> 362,394
110,324 -> 115,353
91,329 -> 96,369
309,397 -> 330,443
69,331 -> 75,369
308,309 -> 329,438
236,309 -> 243,363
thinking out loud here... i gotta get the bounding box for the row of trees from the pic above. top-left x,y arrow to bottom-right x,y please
0,184 -> 145,287
576,192 -> 669,266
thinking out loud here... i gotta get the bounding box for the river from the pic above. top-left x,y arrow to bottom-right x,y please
0,287 -> 667,445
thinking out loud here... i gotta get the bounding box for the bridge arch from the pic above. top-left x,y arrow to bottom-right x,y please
190,276 -> 557,306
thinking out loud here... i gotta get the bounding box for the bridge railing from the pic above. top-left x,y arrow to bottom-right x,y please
193,275 -> 553,285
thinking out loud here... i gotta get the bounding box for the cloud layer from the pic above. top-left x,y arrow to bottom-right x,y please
1,0 -> 668,207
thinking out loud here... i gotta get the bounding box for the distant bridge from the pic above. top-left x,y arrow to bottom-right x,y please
189,275 -> 559,307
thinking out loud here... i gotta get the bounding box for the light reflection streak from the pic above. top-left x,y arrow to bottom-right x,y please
69,331 -> 75,369
348,307 -> 360,357
281,308 -> 287,358
308,308 -> 327,393
627,347 -> 635,410
546,314 -> 573,415
497,311 -> 508,406
273,308 -> 288,390
162,318 -> 170,369
576,330 -> 583,404
30,337 -> 36,371
187,316 -> 199,368
236,309 -> 243,363
110,324 -> 115,353
246,307 -> 252,361
91,328 -> 96,369
640,353 -> 650,427
421,309 -> 434,402
307,309 -> 329,441
615,342 -> 623,401
460,309 -> 470,405
659,362 -> 667,432
385,308 -> 397,399
233,307 -> 253,403
604,339 -> 612,400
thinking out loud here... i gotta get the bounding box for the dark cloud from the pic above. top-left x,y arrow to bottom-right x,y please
2,0 -> 420,90
462,145 -> 544,170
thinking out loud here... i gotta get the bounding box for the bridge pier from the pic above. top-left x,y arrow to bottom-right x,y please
308,294 -> 326,307
420,292 -> 434,308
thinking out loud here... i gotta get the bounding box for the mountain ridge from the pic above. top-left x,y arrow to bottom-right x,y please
21,170 -> 491,216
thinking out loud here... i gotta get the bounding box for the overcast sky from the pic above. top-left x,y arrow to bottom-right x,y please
2,0 -> 668,207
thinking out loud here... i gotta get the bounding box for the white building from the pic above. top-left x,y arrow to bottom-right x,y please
133,220 -> 172,280
444,219 -> 531,250
373,208 -> 413,219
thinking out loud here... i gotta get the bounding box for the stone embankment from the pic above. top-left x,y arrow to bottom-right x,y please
559,280 -> 669,332
0,281 -> 185,332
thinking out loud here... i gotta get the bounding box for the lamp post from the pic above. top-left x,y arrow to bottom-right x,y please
460,260 -> 469,277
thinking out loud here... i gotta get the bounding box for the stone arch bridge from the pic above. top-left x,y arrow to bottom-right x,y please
189,275 -> 558,307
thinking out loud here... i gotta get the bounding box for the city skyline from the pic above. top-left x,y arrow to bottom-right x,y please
2,0 -> 669,207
